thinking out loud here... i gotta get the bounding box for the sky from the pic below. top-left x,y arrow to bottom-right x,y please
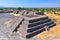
0,0 -> 60,8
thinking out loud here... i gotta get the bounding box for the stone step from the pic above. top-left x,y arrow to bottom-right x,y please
27,21 -> 54,33
28,19 -> 51,28
29,17 -> 48,23
48,23 -> 56,28
28,21 -> 53,29
26,28 -> 45,38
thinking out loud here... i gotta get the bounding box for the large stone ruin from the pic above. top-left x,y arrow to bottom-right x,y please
8,10 -> 56,39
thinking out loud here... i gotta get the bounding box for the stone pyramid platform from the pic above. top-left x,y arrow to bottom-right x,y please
6,11 -> 56,39
15,14 -> 56,39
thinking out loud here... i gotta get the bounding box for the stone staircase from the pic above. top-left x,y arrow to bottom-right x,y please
9,16 -> 24,32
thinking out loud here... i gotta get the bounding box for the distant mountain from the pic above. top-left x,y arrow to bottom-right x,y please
0,6 -> 6,8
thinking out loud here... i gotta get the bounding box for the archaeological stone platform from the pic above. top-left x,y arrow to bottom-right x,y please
1,11 -> 56,39
12,14 -> 56,39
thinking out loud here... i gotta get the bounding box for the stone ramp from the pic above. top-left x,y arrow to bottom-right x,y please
9,16 -> 24,32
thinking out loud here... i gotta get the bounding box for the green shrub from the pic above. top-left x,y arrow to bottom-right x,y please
52,18 -> 57,22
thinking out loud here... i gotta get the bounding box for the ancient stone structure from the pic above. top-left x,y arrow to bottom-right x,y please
8,11 -> 56,39
17,15 -> 56,39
